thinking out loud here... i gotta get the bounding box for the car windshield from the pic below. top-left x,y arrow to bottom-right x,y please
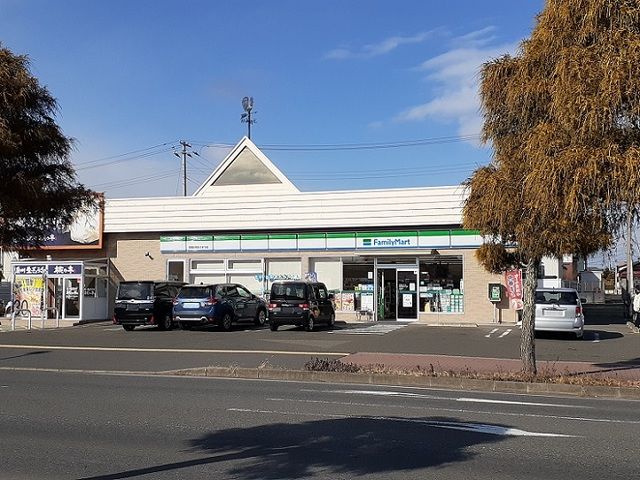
177,287 -> 211,299
270,283 -> 306,300
117,282 -> 154,300
535,291 -> 578,305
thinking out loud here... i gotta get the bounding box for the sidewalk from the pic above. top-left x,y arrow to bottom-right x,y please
0,315 -> 76,332
341,352 -> 640,381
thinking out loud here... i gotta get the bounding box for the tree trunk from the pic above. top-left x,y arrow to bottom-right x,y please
520,259 -> 539,375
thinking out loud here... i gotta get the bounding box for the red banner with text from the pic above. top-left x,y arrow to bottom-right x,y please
505,269 -> 524,310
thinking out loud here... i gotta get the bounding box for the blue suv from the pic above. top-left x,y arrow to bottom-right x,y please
173,283 -> 267,331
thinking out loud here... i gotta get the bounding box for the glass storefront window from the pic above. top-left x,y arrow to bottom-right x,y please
419,255 -> 464,314
342,263 -> 374,311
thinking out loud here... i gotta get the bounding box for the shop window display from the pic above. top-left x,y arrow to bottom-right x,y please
341,263 -> 374,311
419,256 -> 463,313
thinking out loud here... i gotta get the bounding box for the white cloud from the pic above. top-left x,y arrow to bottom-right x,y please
394,28 -> 520,143
324,31 -> 435,60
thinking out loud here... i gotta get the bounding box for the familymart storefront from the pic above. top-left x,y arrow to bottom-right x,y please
159,229 -> 482,323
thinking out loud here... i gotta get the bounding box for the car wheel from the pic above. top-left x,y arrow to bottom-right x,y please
221,312 -> 233,331
158,314 -> 172,331
179,322 -> 192,330
328,313 -> 335,329
254,309 -> 267,326
306,316 -> 315,332
122,325 -> 135,331
270,322 -> 278,331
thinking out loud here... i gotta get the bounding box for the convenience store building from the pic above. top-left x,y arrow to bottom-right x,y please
37,137 -> 510,324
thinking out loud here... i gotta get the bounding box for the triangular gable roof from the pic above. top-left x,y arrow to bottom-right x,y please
193,137 -> 299,196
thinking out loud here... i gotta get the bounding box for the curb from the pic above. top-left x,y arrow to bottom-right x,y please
164,366 -> 640,400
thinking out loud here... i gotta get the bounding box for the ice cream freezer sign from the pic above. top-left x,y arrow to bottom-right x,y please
356,232 -> 418,249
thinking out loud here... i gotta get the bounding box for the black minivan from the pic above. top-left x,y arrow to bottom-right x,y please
268,281 -> 335,332
113,281 -> 185,331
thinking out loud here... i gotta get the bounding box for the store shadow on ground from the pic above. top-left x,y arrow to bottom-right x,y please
592,357 -> 640,373
79,416 -> 507,479
535,330 -> 623,341
583,304 -> 627,325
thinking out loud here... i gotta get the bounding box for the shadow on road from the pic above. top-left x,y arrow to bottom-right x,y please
79,416 -> 507,479
583,304 -> 626,325
0,350 -> 49,361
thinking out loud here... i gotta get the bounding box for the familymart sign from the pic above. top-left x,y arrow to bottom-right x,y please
356,232 -> 418,249
160,229 -> 481,253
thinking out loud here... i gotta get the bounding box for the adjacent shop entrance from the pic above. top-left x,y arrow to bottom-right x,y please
374,259 -> 419,321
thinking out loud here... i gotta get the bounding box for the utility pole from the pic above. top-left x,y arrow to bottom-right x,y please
174,141 -> 192,196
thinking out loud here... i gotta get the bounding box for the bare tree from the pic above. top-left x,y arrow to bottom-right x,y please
0,45 -> 95,248
463,0 -> 640,374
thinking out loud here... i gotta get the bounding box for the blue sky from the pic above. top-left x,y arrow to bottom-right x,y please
1,0 -> 544,198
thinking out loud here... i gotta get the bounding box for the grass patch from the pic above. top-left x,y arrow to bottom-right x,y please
303,358 -> 640,389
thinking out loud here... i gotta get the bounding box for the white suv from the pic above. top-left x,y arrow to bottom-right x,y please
534,288 -> 584,339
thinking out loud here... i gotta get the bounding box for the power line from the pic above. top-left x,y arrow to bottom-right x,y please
76,147 -> 174,171
74,141 -> 178,166
189,133 -> 481,152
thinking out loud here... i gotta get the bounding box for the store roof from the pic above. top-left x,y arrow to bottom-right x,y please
104,137 -> 466,234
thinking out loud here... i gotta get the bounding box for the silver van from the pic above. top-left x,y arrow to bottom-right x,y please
534,288 -> 584,339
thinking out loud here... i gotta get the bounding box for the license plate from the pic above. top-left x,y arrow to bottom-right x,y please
271,307 -> 281,312
126,304 -> 138,311
543,309 -> 564,317
183,302 -> 200,309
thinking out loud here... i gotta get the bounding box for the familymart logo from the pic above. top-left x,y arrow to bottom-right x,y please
361,237 -> 414,248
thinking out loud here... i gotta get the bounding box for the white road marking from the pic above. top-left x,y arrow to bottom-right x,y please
269,397 -> 636,425
498,329 -> 512,338
329,324 -> 408,335
0,344 -> 348,356
307,389 -> 583,408
484,328 -> 498,338
227,407 -> 575,437
102,327 -> 123,331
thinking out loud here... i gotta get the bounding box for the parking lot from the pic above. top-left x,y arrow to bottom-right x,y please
0,312 -> 636,374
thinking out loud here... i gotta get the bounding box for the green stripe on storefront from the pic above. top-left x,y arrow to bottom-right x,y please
186,235 -> 212,241
450,229 -> 481,236
418,230 -> 450,237
269,234 -> 297,240
214,235 -> 240,241
356,231 -> 416,237
326,232 -> 355,239
241,234 -> 269,240
298,233 -> 325,239
160,236 -> 186,242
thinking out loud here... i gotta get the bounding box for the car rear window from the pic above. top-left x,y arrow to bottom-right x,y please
535,291 -> 578,305
270,283 -> 307,300
117,282 -> 154,300
177,287 -> 211,299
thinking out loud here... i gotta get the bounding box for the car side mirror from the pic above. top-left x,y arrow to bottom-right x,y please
580,298 -> 587,304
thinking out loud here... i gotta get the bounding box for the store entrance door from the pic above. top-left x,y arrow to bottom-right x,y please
397,268 -> 418,320
376,268 -> 397,320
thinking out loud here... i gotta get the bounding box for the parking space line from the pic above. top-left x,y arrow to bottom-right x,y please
484,328 -> 498,338
498,329 -> 512,338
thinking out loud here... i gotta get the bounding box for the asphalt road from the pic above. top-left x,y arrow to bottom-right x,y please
0,318 -> 637,372
0,369 -> 638,479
